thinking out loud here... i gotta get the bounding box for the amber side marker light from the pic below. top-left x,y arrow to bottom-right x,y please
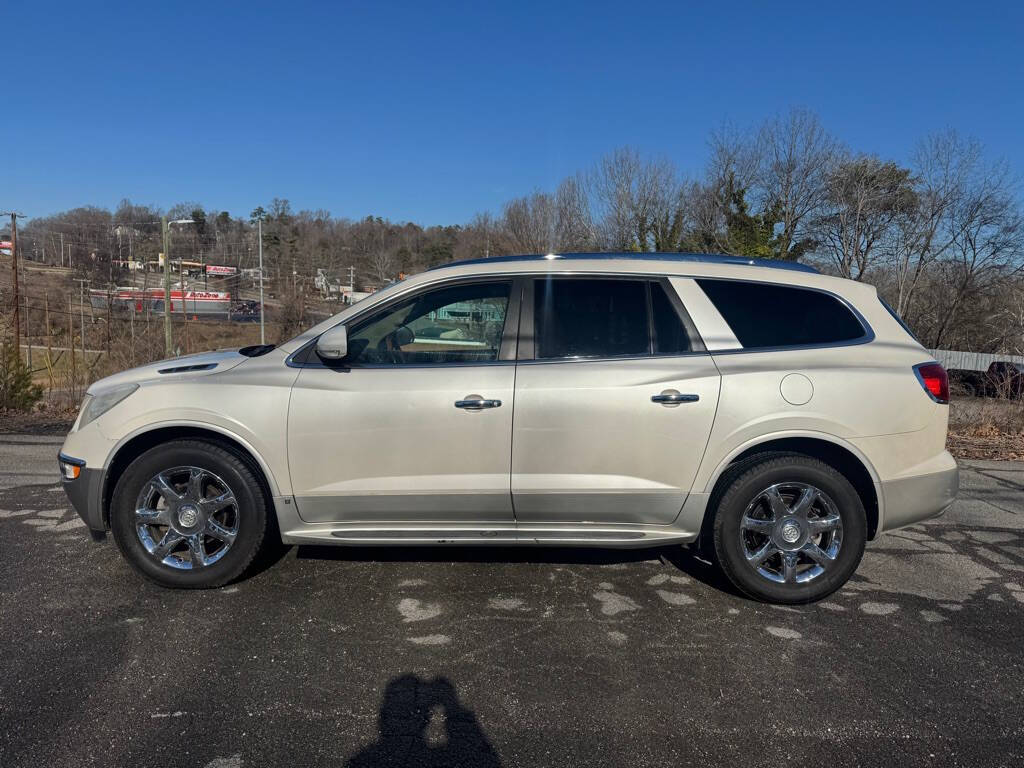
59,456 -> 83,480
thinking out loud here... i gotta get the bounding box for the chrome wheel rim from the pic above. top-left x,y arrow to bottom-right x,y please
134,466 -> 239,570
739,482 -> 843,585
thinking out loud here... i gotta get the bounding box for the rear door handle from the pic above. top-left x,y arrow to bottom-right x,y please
455,395 -> 502,410
651,390 -> 699,404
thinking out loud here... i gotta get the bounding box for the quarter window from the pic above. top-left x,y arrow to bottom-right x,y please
345,281 -> 511,365
696,279 -> 866,349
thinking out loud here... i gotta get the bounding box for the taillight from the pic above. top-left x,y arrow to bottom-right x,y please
914,362 -> 949,404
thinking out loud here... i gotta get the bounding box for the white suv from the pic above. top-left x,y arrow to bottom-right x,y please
58,253 -> 958,603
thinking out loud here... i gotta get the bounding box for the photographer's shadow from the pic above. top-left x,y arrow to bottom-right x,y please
347,674 -> 501,767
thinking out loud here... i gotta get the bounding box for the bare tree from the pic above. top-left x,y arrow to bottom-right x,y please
889,131 -> 979,316
929,158 -> 1024,347
554,175 -> 595,251
590,147 -> 642,250
590,147 -> 680,251
814,155 -> 917,279
367,249 -> 399,287
708,123 -> 761,197
503,191 -> 559,253
453,212 -> 510,261
698,126 -> 765,255
678,180 -> 724,253
755,108 -> 840,260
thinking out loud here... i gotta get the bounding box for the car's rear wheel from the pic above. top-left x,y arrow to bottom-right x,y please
712,453 -> 866,604
110,439 -> 269,588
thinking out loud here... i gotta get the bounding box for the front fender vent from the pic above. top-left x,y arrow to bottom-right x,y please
157,363 -> 218,374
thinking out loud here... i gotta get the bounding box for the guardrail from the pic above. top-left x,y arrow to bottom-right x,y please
929,348 -> 1024,372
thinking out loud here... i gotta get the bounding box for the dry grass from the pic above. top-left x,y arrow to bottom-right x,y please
948,396 -> 1024,460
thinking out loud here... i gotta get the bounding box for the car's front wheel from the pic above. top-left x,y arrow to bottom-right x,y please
712,453 -> 867,604
110,439 -> 269,588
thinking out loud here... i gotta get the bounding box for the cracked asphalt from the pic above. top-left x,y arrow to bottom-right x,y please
1,434 -> 1022,767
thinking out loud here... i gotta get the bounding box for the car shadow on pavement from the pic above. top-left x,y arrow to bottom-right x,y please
346,674 -> 501,768
241,537 -> 294,580
659,546 -> 746,598
294,543 -> 747,597
296,543 -> 662,566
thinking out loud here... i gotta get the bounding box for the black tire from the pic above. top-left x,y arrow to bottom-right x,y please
110,439 -> 269,589
711,453 -> 866,604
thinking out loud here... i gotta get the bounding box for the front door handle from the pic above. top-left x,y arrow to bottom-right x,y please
455,395 -> 502,410
652,390 -> 699,405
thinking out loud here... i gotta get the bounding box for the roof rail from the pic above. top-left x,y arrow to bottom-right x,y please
428,252 -> 820,274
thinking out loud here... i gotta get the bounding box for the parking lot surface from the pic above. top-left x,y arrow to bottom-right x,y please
1,434 -> 1022,767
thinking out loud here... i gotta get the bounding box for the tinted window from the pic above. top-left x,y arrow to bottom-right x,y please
345,281 -> 510,365
651,282 -> 691,355
535,279 -> 648,359
697,279 -> 865,349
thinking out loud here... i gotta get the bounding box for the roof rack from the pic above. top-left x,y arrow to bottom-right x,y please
428,252 -> 819,274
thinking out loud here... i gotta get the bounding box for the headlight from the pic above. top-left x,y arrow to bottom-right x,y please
77,383 -> 139,429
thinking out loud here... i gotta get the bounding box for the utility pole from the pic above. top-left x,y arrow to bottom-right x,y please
76,279 -> 87,378
45,292 -> 53,393
24,290 -> 31,368
129,298 -> 135,366
162,218 -> 195,357
180,258 -> 190,355
348,265 -> 355,291
105,287 -> 111,356
3,211 -> 23,354
163,216 -> 172,356
68,293 -> 75,395
257,215 -> 265,344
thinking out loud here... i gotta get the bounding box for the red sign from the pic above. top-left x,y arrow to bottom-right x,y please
206,265 -> 238,275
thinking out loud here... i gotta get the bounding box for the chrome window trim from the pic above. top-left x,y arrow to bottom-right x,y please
285,268 -> 873,369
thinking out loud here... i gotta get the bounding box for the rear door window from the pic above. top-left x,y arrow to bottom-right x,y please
696,279 -> 866,349
534,279 -> 648,359
651,282 -> 692,355
532,278 -> 696,359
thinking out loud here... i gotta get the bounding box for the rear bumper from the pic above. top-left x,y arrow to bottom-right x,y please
878,455 -> 959,534
59,453 -> 107,537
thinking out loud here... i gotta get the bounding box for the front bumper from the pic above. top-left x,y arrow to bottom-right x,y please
59,452 -> 107,538
878,458 -> 959,533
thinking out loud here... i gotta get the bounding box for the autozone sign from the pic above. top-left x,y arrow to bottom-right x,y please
205,265 -> 238,275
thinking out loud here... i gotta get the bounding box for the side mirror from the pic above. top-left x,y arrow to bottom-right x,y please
316,325 -> 348,360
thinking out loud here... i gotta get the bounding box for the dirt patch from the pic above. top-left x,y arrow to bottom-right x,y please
0,408 -> 76,435
948,396 -> 1024,460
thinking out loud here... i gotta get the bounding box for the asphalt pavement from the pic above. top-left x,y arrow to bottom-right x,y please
1,433 -> 1022,767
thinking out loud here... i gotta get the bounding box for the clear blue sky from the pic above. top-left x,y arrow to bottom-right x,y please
6,0 -> 1023,225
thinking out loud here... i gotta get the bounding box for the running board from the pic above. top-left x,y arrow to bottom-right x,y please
280,527 -> 695,548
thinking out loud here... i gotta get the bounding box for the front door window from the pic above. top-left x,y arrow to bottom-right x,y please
346,282 -> 511,365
